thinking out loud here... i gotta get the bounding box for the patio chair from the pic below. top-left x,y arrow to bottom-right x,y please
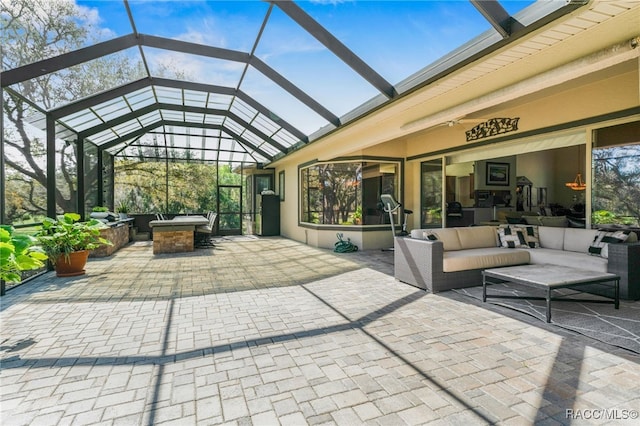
195,213 -> 217,248
156,213 -> 166,220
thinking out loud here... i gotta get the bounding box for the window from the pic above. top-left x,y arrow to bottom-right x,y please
421,159 -> 443,228
279,171 -> 285,201
592,122 -> 640,227
300,160 -> 400,225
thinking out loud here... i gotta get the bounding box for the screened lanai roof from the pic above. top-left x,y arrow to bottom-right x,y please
1,0 -> 584,165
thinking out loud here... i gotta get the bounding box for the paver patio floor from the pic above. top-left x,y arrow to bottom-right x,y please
1,236 -> 639,425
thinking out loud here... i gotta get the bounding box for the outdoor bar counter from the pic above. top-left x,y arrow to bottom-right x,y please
149,216 -> 209,254
90,218 -> 134,258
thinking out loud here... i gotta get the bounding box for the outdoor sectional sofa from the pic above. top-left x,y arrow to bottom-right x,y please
394,225 -> 640,300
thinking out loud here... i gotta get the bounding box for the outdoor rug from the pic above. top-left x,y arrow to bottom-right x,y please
452,284 -> 640,354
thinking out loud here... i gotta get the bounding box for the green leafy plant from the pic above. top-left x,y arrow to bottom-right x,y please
426,208 -> 442,223
116,201 -> 129,214
91,206 -> 109,212
591,210 -> 616,224
36,213 -> 112,265
350,206 -> 362,224
0,225 -> 47,283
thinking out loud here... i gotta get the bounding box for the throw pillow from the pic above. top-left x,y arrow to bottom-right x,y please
498,226 -> 528,248
589,230 -> 630,258
497,225 -> 539,248
516,225 -> 540,248
425,233 -> 439,241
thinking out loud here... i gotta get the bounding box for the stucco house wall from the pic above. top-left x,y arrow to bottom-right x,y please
270,2 -> 640,249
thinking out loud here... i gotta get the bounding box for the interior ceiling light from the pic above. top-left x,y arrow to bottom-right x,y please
565,173 -> 586,191
565,145 -> 586,191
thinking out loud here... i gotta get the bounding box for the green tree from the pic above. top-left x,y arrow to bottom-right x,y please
592,145 -> 640,225
301,163 -> 360,225
319,163 -> 360,224
114,159 -> 222,214
1,0 -> 144,222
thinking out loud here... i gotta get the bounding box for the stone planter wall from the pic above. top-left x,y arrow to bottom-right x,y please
90,222 -> 131,257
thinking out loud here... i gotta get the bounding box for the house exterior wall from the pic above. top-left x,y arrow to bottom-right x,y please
404,69 -> 639,159
270,2 -> 640,249
273,67 -> 639,249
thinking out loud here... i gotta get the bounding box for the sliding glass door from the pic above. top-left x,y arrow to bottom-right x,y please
217,185 -> 242,235
421,159 -> 443,228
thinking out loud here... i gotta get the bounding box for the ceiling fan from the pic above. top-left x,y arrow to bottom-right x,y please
401,116 -> 487,132
443,118 -> 487,128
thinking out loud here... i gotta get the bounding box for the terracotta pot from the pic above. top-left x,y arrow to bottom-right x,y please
55,250 -> 90,277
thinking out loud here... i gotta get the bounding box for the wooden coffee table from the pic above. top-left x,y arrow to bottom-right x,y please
482,264 -> 619,322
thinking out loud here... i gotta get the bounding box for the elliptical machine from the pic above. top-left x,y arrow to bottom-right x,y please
381,194 -> 413,241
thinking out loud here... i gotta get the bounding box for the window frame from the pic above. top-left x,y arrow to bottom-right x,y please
298,157 -> 403,228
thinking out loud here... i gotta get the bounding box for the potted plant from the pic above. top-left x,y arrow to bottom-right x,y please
116,201 -> 129,220
90,206 -> 110,219
36,213 -> 112,277
350,206 -> 362,225
0,225 -> 48,283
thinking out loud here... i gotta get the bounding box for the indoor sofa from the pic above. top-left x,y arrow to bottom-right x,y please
394,225 -> 639,299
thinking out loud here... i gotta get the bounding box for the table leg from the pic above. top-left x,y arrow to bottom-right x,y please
546,288 -> 552,323
482,274 -> 487,302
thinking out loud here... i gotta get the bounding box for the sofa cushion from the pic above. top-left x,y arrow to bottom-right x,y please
540,216 -> 569,227
425,228 -> 463,251
524,216 -> 569,227
506,216 -> 527,224
443,248 -> 529,272
410,229 -> 425,239
456,226 -> 497,249
523,216 -> 542,226
563,228 -> 598,253
538,226 -> 565,250
589,230 -> 632,258
525,248 -> 608,272
498,210 -> 526,223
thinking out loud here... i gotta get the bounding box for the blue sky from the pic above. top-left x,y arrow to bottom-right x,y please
74,0 -> 537,133
78,1 -> 535,79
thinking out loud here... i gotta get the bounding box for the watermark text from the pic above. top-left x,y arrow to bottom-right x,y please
566,409 -> 638,420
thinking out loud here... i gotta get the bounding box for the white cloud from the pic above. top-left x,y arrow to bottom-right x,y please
309,0 -> 352,5
174,18 -> 228,49
146,48 -> 245,87
74,1 -> 118,42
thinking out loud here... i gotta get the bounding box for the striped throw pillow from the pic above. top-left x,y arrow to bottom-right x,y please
498,226 -> 528,248
497,225 -> 539,248
589,230 -> 630,258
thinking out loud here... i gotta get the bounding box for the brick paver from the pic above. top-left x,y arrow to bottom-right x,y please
1,236 -> 639,425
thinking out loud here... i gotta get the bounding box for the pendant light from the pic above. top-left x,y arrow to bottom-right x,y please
565,145 -> 587,191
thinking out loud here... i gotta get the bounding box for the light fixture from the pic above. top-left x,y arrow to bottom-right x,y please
565,173 -> 586,191
565,145 -> 586,191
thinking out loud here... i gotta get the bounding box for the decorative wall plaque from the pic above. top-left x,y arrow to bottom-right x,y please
465,117 -> 520,141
